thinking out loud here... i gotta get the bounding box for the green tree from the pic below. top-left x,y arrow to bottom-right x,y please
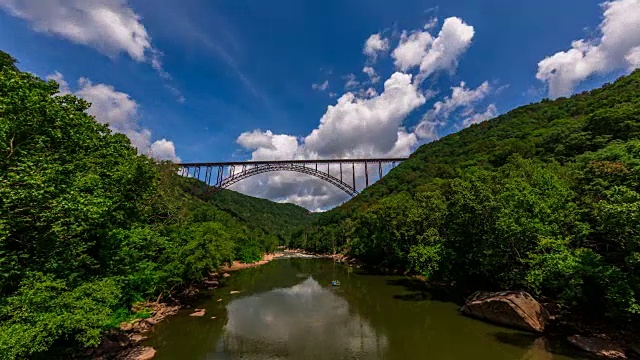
0,70 -> 159,293
0,274 -> 121,359
0,50 -> 17,72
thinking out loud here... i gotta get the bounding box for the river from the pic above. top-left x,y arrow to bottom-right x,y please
143,258 -> 587,360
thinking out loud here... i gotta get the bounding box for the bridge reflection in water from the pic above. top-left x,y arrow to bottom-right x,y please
219,277 -> 388,359
177,158 -> 408,197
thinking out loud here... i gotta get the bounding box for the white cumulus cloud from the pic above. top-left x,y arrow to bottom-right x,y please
149,139 -> 179,162
357,87 -> 378,98
417,17 -> 475,83
47,72 -> 180,162
392,31 -> 433,71
536,0 -> 640,98
363,33 -> 390,62
237,130 -> 300,161
305,72 -> 425,158
390,17 -> 474,83
626,46 -> 640,68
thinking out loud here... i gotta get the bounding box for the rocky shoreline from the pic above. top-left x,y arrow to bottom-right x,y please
84,296 -> 188,359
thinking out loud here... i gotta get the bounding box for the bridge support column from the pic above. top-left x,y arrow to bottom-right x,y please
217,166 -> 223,186
205,166 -> 213,185
352,162 -> 356,192
364,162 -> 369,187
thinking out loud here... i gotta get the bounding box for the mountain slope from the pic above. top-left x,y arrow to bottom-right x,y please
177,177 -> 312,240
338,69 -> 640,214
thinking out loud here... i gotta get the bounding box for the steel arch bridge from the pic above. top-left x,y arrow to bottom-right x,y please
177,158 -> 407,197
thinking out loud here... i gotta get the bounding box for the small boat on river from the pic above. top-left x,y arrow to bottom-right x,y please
331,280 -> 340,286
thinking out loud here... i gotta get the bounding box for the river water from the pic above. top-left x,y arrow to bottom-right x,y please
144,258 -> 587,360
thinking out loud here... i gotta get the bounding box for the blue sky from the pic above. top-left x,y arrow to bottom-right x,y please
1,0 -> 639,209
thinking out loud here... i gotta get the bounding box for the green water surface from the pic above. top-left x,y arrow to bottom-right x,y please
144,258 -> 586,360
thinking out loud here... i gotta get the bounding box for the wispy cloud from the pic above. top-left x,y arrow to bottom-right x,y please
0,0 -> 185,102
312,80 -> 329,91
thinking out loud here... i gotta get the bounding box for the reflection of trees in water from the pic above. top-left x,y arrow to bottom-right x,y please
222,258 -> 329,295
146,259 -> 579,360
221,277 -> 388,359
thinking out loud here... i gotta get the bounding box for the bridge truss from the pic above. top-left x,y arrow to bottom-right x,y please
178,158 -> 407,197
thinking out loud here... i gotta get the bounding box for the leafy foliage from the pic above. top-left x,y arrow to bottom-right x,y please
207,188 -> 312,240
0,275 -> 120,359
0,51 -> 17,72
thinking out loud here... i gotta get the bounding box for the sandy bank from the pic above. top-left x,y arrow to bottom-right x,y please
219,250 -> 335,272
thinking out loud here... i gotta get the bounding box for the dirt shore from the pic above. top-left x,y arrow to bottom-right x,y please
218,250 -> 334,272
218,252 -> 285,272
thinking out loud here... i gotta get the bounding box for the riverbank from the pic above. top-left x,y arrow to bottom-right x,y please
81,301 -> 181,359
87,251 -> 334,359
219,250 -> 335,272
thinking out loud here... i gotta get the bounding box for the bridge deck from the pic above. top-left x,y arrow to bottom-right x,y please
178,158 -> 408,167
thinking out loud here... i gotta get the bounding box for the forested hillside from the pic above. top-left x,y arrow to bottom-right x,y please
182,182 -> 312,241
0,51 -> 309,359
292,70 -> 640,323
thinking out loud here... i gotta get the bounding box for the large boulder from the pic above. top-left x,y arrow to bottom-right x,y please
461,291 -> 549,332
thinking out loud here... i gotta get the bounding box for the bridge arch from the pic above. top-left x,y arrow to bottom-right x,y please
220,163 -> 358,196
178,158 -> 407,198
